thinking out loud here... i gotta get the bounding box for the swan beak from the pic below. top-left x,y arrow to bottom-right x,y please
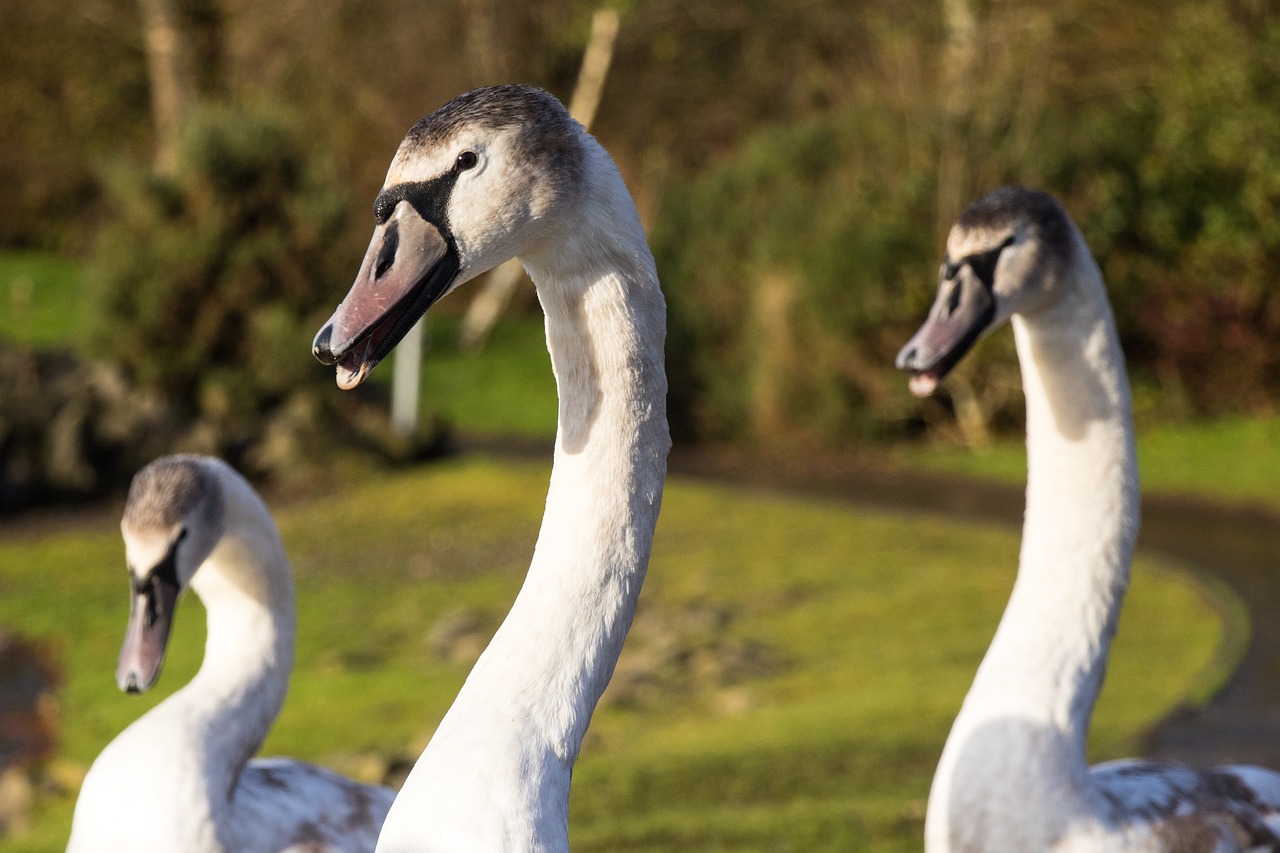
116,570 -> 181,694
895,271 -> 996,398
313,202 -> 458,390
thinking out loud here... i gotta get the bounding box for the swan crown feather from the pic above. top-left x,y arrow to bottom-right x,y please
954,185 -> 1073,263
123,455 -> 224,538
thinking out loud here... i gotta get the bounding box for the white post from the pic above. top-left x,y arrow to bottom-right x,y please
391,317 -> 427,436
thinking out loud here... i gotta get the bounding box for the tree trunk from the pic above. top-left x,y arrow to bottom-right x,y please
935,0 -> 978,242
138,0 -> 196,177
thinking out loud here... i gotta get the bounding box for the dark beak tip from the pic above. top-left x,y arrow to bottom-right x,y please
312,323 -> 336,364
895,339 -> 923,372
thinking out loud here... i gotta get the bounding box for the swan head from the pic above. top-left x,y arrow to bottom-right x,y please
116,456 -> 226,694
895,186 -> 1074,397
313,85 -> 586,389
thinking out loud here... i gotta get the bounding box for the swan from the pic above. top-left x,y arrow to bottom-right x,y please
68,455 -> 396,852
311,85 -> 669,852
896,186 -> 1280,851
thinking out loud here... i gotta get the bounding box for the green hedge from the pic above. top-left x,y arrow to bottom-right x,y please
656,4 -> 1280,447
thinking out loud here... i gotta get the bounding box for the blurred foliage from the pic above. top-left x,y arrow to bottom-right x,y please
1099,4 -> 1280,416
656,0 -> 1280,447
87,101 -> 348,405
657,112 -> 938,447
4,0 -> 1280,449
80,102 -> 437,479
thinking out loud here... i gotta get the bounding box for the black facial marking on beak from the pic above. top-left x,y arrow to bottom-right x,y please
373,172 -> 462,228
966,235 -> 1015,291
895,235 -> 1015,397
314,170 -> 469,390
116,534 -> 184,694
375,219 -> 400,279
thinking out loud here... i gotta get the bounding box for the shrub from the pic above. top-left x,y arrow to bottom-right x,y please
656,3 -> 1280,448
83,102 -> 438,477
655,110 -> 980,448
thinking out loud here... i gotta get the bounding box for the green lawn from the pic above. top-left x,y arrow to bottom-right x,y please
0,253 -> 86,348
0,458 -> 1230,851
401,312 -> 558,439
898,414 -> 1280,510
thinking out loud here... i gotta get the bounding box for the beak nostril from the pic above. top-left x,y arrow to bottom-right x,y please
945,282 -> 962,318
375,224 -> 399,280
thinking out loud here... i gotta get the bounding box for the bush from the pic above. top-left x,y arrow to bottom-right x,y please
83,102 -> 441,478
656,3 -> 1280,448
1094,6 -> 1280,415
88,102 -> 350,403
655,110 -> 987,449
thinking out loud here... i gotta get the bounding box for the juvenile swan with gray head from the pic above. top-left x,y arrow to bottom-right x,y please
898,186 -> 1280,852
313,85 -> 669,852
69,455 -> 395,852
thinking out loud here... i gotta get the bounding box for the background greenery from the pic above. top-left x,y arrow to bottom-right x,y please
3,1 -> 1280,849
4,0 -> 1280,451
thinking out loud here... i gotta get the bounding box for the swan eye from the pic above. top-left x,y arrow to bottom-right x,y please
456,151 -> 479,171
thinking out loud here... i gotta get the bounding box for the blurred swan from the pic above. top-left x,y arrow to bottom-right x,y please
69,455 -> 395,852
898,186 -> 1280,852
312,85 -> 670,852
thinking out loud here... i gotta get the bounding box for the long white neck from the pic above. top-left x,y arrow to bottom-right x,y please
378,141 -> 669,853
926,241 -> 1139,851
168,475 -> 297,800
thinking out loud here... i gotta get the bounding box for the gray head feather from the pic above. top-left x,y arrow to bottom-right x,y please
123,455 -> 224,536
958,186 -> 1074,261
400,85 -> 585,184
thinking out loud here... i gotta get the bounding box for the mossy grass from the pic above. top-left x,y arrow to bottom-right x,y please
0,253 -> 85,349
0,457 -> 1229,851
898,414 -> 1280,510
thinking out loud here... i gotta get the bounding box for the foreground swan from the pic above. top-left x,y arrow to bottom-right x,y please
897,186 -> 1280,852
69,455 -> 395,852
312,85 -> 669,852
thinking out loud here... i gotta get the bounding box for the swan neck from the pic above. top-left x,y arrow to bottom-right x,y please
384,144 -> 670,850
1005,279 -> 1139,729
928,256 -> 1140,849
179,494 -> 296,792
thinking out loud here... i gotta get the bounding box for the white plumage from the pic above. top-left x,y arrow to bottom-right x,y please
69,455 -> 395,852
898,186 -> 1280,852
311,85 -> 670,852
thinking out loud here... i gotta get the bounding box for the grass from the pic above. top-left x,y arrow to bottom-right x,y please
0,458 -> 1230,851
898,414 -> 1280,510
369,311 -> 559,439
0,253 -> 86,348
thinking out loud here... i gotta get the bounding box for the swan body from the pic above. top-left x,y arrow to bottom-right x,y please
312,85 -> 669,852
69,455 -> 395,853
897,186 -> 1280,852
